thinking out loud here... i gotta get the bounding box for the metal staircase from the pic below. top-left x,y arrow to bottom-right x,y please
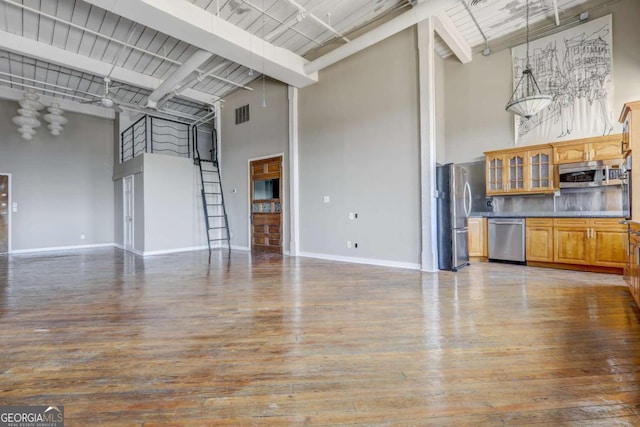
194,125 -> 231,254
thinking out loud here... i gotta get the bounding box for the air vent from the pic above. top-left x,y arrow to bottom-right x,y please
235,104 -> 250,125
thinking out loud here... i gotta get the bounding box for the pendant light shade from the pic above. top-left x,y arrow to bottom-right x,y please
43,103 -> 68,136
505,0 -> 552,119
506,67 -> 553,119
12,91 -> 44,140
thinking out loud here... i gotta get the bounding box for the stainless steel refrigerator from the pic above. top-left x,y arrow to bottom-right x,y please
436,163 -> 472,271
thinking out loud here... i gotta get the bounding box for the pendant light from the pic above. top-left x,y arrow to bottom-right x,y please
505,0 -> 552,119
12,90 -> 44,140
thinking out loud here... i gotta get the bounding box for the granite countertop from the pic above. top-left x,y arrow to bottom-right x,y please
470,211 -> 626,218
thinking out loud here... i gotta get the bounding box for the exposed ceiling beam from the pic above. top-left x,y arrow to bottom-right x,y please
146,49 -> 213,109
83,0 -> 319,88
0,30 -> 218,106
304,0 -> 459,74
433,12 -> 472,64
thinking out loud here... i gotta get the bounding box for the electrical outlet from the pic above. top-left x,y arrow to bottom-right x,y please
347,240 -> 352,248
80,234 -> 85,240
323,195 -> 330,203
354,243 -> 358,249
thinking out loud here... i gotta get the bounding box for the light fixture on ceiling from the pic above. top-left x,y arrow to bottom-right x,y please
43,102 -> 68,136
12,90 -> 44,140
505,0 -> 552,119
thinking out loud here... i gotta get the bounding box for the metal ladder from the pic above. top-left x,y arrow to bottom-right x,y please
194,125 -> 231,254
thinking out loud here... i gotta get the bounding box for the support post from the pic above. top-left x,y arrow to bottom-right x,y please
418,18 -> 439,272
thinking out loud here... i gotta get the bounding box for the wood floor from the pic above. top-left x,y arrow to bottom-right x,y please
1,249 -> 640,426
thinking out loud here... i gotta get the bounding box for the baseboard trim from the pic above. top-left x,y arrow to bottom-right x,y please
231,245 -> 250,252
10,243 -> 116,254
527,261 -> 623,275
143,245 -> 209,256
297,251 -> 421,270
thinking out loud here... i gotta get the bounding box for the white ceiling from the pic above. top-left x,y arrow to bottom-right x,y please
0,0 -> 609,122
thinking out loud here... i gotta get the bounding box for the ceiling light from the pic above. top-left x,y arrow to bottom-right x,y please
43,103 -> 68,136
12,90 -> 44,140
505,0 -> 552,119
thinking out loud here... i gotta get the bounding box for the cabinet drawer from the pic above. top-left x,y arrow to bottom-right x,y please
591,218 -> 626,230
526,218 -> 553,227
554,218 -> 590,227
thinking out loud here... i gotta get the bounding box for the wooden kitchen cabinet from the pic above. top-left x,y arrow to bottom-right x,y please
527,148 -> 554,192
626,222 -> 640,306
554,218 -> 590,265
620,101 -> 640,220
506,153 -> 525,193
590,218 -> 628,267
486,153 -> 506,194
551,135 -> 623,164
485,146 -> 554,195
468,217 -> 487,258
553,218 -> 626,268
525,218 -> 554,262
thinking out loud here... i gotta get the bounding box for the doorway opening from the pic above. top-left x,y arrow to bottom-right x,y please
250,156 -> 283,254
0,174 -> 10,254
123,175 -> 134,252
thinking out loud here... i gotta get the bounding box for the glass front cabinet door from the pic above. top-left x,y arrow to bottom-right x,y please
528,148 -> 553,192
486,154 -> 505,194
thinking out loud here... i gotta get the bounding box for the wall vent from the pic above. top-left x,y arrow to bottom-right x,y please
235,104 -> 250,125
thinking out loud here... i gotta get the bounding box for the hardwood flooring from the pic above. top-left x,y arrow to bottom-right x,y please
1,249 -> 640,426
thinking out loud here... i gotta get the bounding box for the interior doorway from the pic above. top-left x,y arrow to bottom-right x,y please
250,156 -> 283,254
123,175 -> 134,252
0,174 -> 10,254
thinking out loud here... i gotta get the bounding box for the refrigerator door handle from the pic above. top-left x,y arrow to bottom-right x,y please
463,182 -> 472,217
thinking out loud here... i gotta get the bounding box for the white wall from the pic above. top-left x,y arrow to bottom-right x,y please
444,0 -> 640,164
0,99 -> 114,251
142,154 -> 206,253
220,77 -> 290,252
298,27 -> 422,267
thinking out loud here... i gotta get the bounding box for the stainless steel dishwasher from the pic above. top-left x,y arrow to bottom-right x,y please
488,218 -> 526,263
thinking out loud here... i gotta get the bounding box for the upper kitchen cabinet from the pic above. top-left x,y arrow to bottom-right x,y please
620,101 -> 640,220
486,153 -> 507,194
620,101 -> 640,156
485,146 -> 554,195
551,134 -> 623,164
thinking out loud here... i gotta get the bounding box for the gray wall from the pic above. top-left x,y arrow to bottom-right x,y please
220,77 -> 290,251
142,154 -> 206,253
0,98 -> 114,251
298,27 -> 422,265
444,0 -> 640,164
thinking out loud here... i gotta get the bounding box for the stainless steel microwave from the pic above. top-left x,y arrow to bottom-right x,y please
558,159 -> 623,188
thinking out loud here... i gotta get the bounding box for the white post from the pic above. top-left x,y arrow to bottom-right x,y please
288,86 -> 300,256
418,18 -> 439,272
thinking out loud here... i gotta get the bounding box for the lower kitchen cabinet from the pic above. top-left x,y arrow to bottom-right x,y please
553,218 -> 626,268
553,218 -> 590,265
468,217 -> 487,258
525,218 -> 554,262
626,222 -> 640,307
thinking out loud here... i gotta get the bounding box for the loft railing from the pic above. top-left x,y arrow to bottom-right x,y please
119,115 -> 192,163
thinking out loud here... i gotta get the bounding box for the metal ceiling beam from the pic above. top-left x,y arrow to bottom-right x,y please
146,49 -> 213,109
82,0 -> 318,88
304,0 -> 460,74
433,12 -> 472,64
0,30 -> 218,106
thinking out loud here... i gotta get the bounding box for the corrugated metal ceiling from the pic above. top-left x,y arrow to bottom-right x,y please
0,0 -> 608,121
